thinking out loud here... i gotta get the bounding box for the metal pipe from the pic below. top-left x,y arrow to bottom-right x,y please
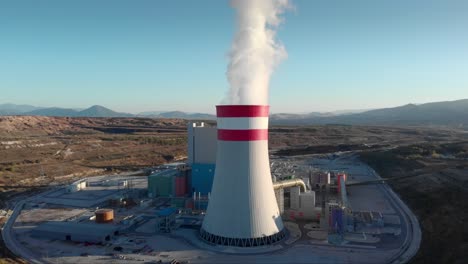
273,179 -> 307,192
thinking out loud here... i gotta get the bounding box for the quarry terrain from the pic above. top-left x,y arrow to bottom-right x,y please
1,115 -> 468,263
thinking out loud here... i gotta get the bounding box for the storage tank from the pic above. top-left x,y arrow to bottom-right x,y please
95,209 -> 114,223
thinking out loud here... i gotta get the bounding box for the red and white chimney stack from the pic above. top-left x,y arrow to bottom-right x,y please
200,105 -> 285,247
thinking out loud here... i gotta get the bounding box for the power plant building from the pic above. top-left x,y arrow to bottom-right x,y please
188,122 -> 217,165
148,168 -> 188,198
188,122 -> 217,195
191,163 -> 215,195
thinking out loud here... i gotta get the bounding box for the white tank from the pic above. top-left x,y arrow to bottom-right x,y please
200,105 -> 285,247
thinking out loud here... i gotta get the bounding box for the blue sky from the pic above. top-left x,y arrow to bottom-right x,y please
1,0 -> 467,114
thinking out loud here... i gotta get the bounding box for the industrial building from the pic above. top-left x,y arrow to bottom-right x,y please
188,122 -> 217,195
147,165 -> 189,198
67,180 -> 87,193
354,211 -> 385,228
271,177 -> 320,220
32,221 -> 120,244
191,163 -> 215,195
156,207 -> 177,233
146,123 -> 216,203
188,122 -> 217,165
145,122 -> 217,210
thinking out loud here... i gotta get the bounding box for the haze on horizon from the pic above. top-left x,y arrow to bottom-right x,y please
1,0 -> 467,114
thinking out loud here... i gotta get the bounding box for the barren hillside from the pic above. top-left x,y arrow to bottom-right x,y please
360,143 -> 468,264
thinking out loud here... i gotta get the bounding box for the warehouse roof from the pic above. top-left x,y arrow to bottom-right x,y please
34,221 -> 119,236
149,169 -> 179,178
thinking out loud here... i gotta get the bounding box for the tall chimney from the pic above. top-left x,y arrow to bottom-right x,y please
200,105 -> 285,247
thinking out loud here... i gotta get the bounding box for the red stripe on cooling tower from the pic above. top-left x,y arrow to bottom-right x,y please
218,129 -> 268,141
216,105 -> 269,117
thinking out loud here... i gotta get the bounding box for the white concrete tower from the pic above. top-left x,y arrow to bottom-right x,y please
200,105 -> 285,247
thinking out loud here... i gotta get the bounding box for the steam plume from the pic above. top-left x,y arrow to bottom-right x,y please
225,0 -> 291,105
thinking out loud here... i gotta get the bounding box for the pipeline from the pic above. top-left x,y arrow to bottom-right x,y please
273,178 -> 306,192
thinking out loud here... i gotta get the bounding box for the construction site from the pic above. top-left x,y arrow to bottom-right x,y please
1,107 -> 420,264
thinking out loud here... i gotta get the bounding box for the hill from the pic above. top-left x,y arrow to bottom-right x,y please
0,103 -> 44,115
76,105 -> 133,117
272,99 -> 468,127
0,104 -> 213,119
26,107 -> 80,117
139,111 -> 215,120
20,105 -> 132,118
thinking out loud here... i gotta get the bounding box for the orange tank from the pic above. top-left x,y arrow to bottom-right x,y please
95,209 -> 114,223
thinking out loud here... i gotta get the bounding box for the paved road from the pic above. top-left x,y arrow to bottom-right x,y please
2,199 -> 47,264
365,164 -> 421,263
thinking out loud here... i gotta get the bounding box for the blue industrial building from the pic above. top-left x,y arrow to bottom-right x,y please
188,122 -> 217,196
191,163 -> 215,195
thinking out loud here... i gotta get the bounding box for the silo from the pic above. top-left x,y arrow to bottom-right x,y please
200,105 -> 285,247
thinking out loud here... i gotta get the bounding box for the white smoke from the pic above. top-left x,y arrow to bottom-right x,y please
224,0 -> 291,105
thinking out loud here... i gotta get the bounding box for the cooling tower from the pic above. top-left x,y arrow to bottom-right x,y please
200,105 -> 285,247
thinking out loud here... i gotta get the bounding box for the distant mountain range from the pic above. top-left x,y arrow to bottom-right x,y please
0,103 -> 44,115
1,99 -> 468,127
138,111 -> 215,120
270,99 -> 468,127
0,104 -> 132,118
0,104 -> 212,119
